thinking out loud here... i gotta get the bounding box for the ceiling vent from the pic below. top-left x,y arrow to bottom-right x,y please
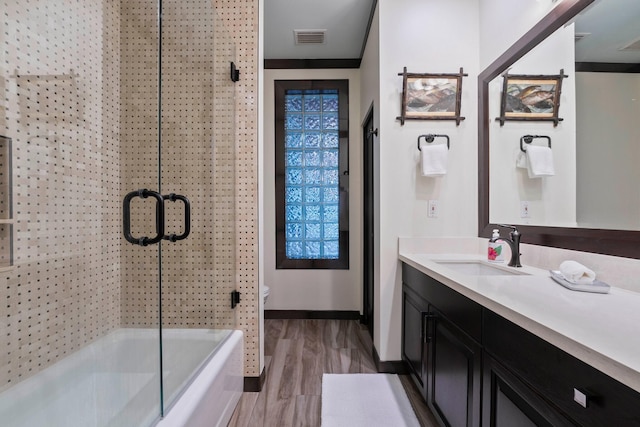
574,32 -> 591,42
294,29 -> 326,45
619,36 -> 640,51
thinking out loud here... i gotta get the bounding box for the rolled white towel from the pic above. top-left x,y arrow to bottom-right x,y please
559,260 -> 596,285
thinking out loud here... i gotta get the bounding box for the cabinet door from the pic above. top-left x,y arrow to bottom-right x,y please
483,354 -> 576,427
427,310 -> 481,427
402,289 -> 428,397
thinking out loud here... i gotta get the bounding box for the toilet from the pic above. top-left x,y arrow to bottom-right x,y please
263,286 -> 271,305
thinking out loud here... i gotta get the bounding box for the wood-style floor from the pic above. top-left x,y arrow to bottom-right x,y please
228,319 -> 439,427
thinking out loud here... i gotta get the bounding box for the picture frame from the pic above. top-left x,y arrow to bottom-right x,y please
397,67 -> 467,125
496,70 -> 567,127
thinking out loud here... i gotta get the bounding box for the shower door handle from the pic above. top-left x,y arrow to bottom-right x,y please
163,193 -> 191,242
123,189 -> 165,246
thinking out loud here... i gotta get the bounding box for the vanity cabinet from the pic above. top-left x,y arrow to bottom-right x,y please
401,287 -> 428,396
482,353 -> 576,426
401,262 -> 640,427
484,310 -> 640,426
402,263 -> 482,427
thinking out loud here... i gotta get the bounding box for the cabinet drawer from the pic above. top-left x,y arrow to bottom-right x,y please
402,263 -> 482,342
484,310 -> 640,426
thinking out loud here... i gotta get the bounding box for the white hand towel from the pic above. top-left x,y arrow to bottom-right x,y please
525,145 -> 555,178
559,260 -> 596,285
421,144 -> 448,177
516,151 -> 527,169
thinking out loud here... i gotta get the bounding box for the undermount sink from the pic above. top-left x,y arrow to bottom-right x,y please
435,260 -> 529,276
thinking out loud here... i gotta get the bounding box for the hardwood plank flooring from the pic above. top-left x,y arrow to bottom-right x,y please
228,319 -> 439,427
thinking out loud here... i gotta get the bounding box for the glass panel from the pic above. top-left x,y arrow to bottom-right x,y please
160,2 -> 236,417
282,89 -> 343,260
323,241 -> 340,258
323,133 -> 339,148
304,95 -> 322,112
322,94 -> 339,111
304,150 -> 322,166
287,150 -> 303,166
120,1 -> 163,425
304,132 -> 322,148
286,187 -> 303,203
322,113 -> 339,130
305,187 -> 321,203
285,95 -> 303,112
0,2 -> 163,426
276,82 -> 348,268
304,114 -> 321,130
287,241 -> 304,258
285,132 -> 303,148
286,114 -> 303,130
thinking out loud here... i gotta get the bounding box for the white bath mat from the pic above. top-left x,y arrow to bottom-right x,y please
321,373 -> 420,427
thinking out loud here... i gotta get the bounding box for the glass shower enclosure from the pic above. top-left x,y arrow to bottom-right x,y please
0,0 -> 236,425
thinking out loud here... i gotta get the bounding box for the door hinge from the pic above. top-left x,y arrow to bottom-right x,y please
231,290 -> 241,309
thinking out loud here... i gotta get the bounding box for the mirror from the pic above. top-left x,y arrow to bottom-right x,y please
479,0 -> 640,259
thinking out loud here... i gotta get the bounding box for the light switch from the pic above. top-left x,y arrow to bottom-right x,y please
520,201 -> 530,218
428,200 -> 438,218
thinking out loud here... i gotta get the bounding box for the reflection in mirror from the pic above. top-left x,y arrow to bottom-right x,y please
478,0 -> 640,259
489,0 -> 640,231
489,23 -> 577,228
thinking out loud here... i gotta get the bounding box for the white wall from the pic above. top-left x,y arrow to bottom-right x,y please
375,0 -> 480,361
359,0 -> 381,350
576,72 -> 640,230
263,68 -> 362,311
489,24 -> 577,227
479,0 -> 560,69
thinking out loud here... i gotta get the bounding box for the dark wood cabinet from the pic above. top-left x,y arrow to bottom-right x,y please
483,353 -> 576,427
427,308 -> 481,427
402,288 -> 428,397
401,262 -> 640,427
484,310 -> 640,427
402,263 -> 482,427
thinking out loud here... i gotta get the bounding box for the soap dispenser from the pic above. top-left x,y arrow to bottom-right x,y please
488,229 -> 504,263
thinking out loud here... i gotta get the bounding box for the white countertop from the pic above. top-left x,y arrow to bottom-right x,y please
399,250 -> 640,394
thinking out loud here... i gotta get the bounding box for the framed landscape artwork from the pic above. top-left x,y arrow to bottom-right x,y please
397,67 -> 466,125
496,70 -> 567,126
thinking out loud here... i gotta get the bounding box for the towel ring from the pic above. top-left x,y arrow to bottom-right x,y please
520,135 -> 551,153
417,134 -> 450,151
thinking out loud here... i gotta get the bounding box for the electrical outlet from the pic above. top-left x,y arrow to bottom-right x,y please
428,200 -> 438,218
520,201 -> 531,218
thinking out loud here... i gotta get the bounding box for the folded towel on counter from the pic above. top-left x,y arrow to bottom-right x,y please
421,144 -> 448,177
559,260 -> 596,284
525,145 -> 555,178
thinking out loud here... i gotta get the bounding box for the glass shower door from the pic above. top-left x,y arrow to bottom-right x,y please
157,1 -> 237,415
119,0 -> 164,424
122,0 -> 237,418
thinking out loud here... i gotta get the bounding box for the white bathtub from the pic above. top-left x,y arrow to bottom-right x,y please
0,328 -> 243,427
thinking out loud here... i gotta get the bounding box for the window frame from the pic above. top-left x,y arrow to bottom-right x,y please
274,79 -> 350,269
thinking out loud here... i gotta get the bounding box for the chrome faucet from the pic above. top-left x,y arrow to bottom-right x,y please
490,224 -> 522,267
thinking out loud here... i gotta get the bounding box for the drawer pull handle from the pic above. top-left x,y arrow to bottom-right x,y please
573,388 -> 589,408
422,313 -> 437,343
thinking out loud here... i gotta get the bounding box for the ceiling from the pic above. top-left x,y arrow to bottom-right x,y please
264,0 -> 376,60
573,0 -> 640,63
262,0 -> 640,64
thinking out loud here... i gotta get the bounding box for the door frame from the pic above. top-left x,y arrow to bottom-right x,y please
362,104 -> 375,338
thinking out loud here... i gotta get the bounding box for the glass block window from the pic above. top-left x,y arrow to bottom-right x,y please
284,89 -> 340,260
275,80 -> 349,269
